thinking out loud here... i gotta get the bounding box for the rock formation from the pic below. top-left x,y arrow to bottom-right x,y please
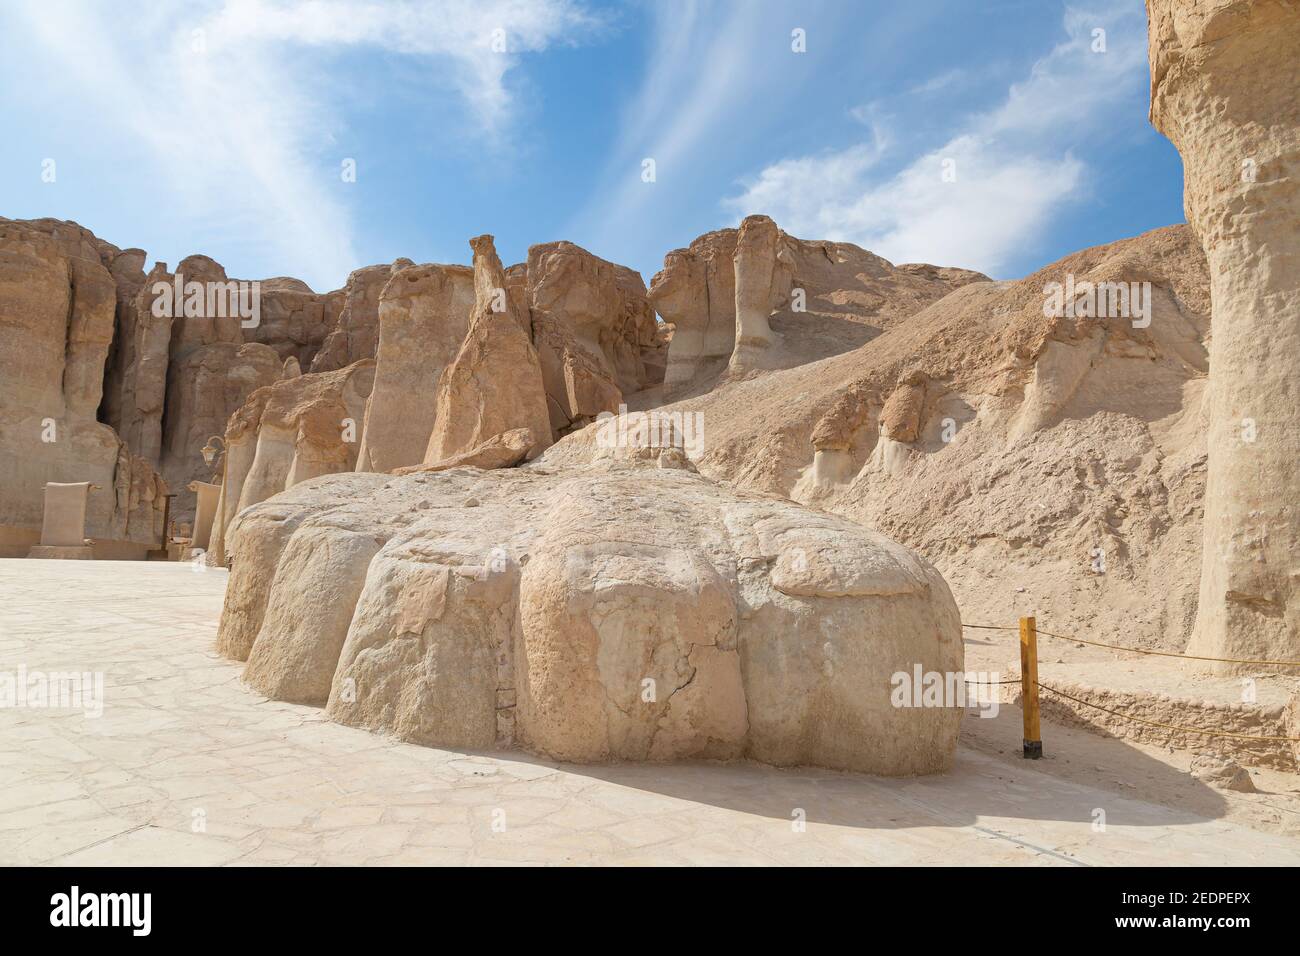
525,241 -> 662,433
206,361 -> 374,564
159,342 -> 283,512
217,434 -> 963,775
309,261 -> 407,373
245,276 -> 338,369
0,218 -> 166,558
730,214 -> 795,373
1147,0 -> 1300,671
649,217 -> 987,394
649,230 -> 739,391
424,236 -> 554,464
355,262 -> 474,473
593,225 -> 1214,653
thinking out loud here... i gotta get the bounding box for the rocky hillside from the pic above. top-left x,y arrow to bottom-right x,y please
552,225 -> 1211,653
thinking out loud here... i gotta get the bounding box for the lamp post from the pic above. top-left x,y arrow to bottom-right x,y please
201,435 -> 226,480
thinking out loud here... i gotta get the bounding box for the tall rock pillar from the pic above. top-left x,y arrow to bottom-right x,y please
1147,0 -> 1299,669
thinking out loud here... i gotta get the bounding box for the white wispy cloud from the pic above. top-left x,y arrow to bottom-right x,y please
4,0 -> 599,289
724,3 -> 1149,276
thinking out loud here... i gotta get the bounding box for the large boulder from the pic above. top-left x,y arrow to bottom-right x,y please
217,437 -> 963,775
1148,0 -> 1300,671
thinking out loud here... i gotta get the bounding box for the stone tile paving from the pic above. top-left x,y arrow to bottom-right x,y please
3,559 -> 1298,866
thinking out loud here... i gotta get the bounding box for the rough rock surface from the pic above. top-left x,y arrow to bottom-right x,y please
217,438 -> 963,775
207,361 -> 374,564
1147,0 -> 1300,671
554,226 -> 1213,656
159,342 -> 283,513
424,236 -> 553,464
730,214 -> 794,373
309,261 -> 408,373
355,263 -> 474,473
1190,752 -> 1257,792
525,241 -> 661,432
0,218 -> 166,557
245,276 -> 337,369
649,218 -> 987,394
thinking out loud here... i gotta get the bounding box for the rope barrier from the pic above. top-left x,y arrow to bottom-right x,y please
961,623 -> 1300,668
1035,681 -> 1300,744
957,619 -> 1300,751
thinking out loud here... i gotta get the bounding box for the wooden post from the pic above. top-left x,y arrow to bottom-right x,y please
1020,616 -> 1042,759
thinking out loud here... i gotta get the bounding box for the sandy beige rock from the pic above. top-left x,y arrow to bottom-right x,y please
159,342 -> 283,520
526,241 -> 659,432
245,276 -> 336,368
424,236 -> 553,464
0,218 -> 166,557
399,427 -> 536,474
729,215 -> 793,372
556,226 -> 1213,657
1147,0 -> 1300,671
309,262 -> 402,373
236,362 -> 374,508
650,218 -> 987,394
1190,752 -> 1256,792
355,262 -> 474,473
207,361 -> 374,566
217,436 -> 962,774
649,230 -> 739,391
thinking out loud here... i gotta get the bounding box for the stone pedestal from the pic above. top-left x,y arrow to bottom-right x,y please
27,481 -> 94,559
189,480 -> 221,552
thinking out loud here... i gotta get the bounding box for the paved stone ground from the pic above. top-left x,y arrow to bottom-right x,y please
3,559 -> 1299,866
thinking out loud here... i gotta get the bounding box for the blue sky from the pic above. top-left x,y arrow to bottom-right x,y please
0,0 -> 1184,292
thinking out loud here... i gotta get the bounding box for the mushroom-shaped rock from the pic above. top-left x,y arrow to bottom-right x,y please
217,433 -> 963,774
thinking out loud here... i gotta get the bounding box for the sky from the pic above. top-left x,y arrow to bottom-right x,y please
0,0 -> 1185,293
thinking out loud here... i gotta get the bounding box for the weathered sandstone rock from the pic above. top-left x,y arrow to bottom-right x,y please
650,217 -> 987,393
1147,0 -> 1300,671
217,437 -> 963,774
245,276 -> 337,368
424,236 -> 553,464
730,214 -> 794,372
0,218 -> 166,557
355,263 -> 474,473
239,362 -> 374,508
604,226 -> 1214,653
159,342 -> 283,518
207,361 -> 374,564
1190,752 -> 1257,792
309,262 -> 402,373
398,427 -> 536,474
649,230 -> 739,391
525,241 -> 660,432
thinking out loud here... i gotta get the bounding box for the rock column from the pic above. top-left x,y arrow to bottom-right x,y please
1148,0 -> 1300,669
